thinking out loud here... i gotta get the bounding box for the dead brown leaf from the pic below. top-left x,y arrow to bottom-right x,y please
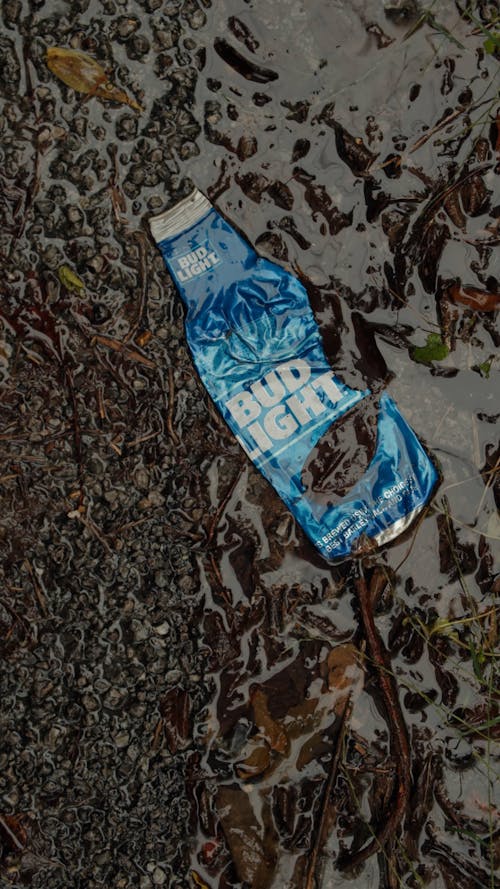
235,740 -> 272,780
448,282 -> 500,313
46,47 -> 142,111
250,687 -> 289,754
216,786 -> 278,888
326,643 -> 363,714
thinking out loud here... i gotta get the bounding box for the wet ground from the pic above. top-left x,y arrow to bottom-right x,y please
0,0 -> 499,887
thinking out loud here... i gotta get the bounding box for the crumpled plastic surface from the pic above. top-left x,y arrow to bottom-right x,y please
153,195 -> 438,560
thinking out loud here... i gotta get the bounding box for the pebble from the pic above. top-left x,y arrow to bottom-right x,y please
0,3 -> 223,887
82,693 -> 99,712
152,867 -> 167,885
104,688 -> 124,709
114,731 -> 130,748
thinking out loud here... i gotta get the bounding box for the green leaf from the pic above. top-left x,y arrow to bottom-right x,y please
428,617 -> 460,642
464,8 -> 500,46
411,333 -> 449,365
58,264 -> 85,293
478,358 -> 492,378
483,35 -> 498,54
469,641 -> 485,681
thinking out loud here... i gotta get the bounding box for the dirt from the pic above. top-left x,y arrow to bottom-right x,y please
0,1 -> 499,887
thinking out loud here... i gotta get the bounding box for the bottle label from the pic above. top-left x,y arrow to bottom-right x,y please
151,191 -> 438,561
172,242 -> 222,282
225,359 -> 350,461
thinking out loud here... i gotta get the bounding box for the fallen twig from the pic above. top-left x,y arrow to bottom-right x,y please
338,568 -> 411,869
124,230 -> 149,344
93,333 -> 156,369
166,365 -> 180,446
424,825 -> 491,889
408,163 -> 492,243
24,559 -> 48,616
96,384 -> 107,424
0,813 -> 26,851
305,696 -> 352,889
207,552 -> 233,607
0,595 -> 33,638
206,458 -> 246,546
64,366 -> 84,507
408,96 -> 495,155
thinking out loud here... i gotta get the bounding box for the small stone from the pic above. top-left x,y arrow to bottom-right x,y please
114,731 -> 130,748
132,620 -> 150,641
66,205 -> 83,224
116,15 -> 140,40
82,693 -> 99,712
127,744 -> 139,761
104,688 -> 124,709
153,622 -> 169,636
127,34 -> 151,59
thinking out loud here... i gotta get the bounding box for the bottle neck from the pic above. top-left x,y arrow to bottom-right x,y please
150,192 -> 257,310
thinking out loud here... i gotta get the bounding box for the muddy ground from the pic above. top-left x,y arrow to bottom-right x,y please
0,0 -> 499,887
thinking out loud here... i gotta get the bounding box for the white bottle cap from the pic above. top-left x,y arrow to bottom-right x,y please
149,188 -> 212,243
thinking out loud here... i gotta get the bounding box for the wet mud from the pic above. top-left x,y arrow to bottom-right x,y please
0,1 -> 499,888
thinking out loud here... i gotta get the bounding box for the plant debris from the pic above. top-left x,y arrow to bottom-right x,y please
411,332 -> 450,365
1,1 -> 498,888
46,47 -> 142,111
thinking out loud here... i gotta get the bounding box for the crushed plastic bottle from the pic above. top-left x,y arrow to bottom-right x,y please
150,188 -> 438,561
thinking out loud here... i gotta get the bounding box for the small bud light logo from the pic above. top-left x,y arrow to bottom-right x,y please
173,242 -> 221,282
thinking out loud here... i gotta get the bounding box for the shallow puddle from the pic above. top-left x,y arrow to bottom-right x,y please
0,1 -> 498,887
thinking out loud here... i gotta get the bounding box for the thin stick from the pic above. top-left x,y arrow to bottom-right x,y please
93,333 -> 156,369
0,595 -> 32,637
64,366 -> 84,507
124,231 -> 148,344
475,453 -> 500,523
126,429 -> 160,449
24,559 -> 48,616
206,458 -> 246,546
410,163 -> 492,239
0,814 -> 25,852
96,385 -> 107,423
305,697 -> 352,889
338,569 -> 411,869
408,96 -> 495,155
207,552 -> 233,606
166,365 -> 180,446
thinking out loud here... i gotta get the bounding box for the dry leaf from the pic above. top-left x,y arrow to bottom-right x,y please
250,687 -> 289,754
190,870 -> 210,889
159,686 -> 192,753
136,329 -> 153,347
448,282 -> 500,313
216,786 -> 278,888
0,813 -> 28,852
58,264 -> 85,293
326,643 -> 363,713
46,47 -> 141,112
235,739 -> 272,779
93,334 -> 156,368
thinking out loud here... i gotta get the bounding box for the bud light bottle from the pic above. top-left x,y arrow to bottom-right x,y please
150,188 -> 437,561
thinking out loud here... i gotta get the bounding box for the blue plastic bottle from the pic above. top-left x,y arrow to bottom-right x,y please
150,188 -> 437,560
